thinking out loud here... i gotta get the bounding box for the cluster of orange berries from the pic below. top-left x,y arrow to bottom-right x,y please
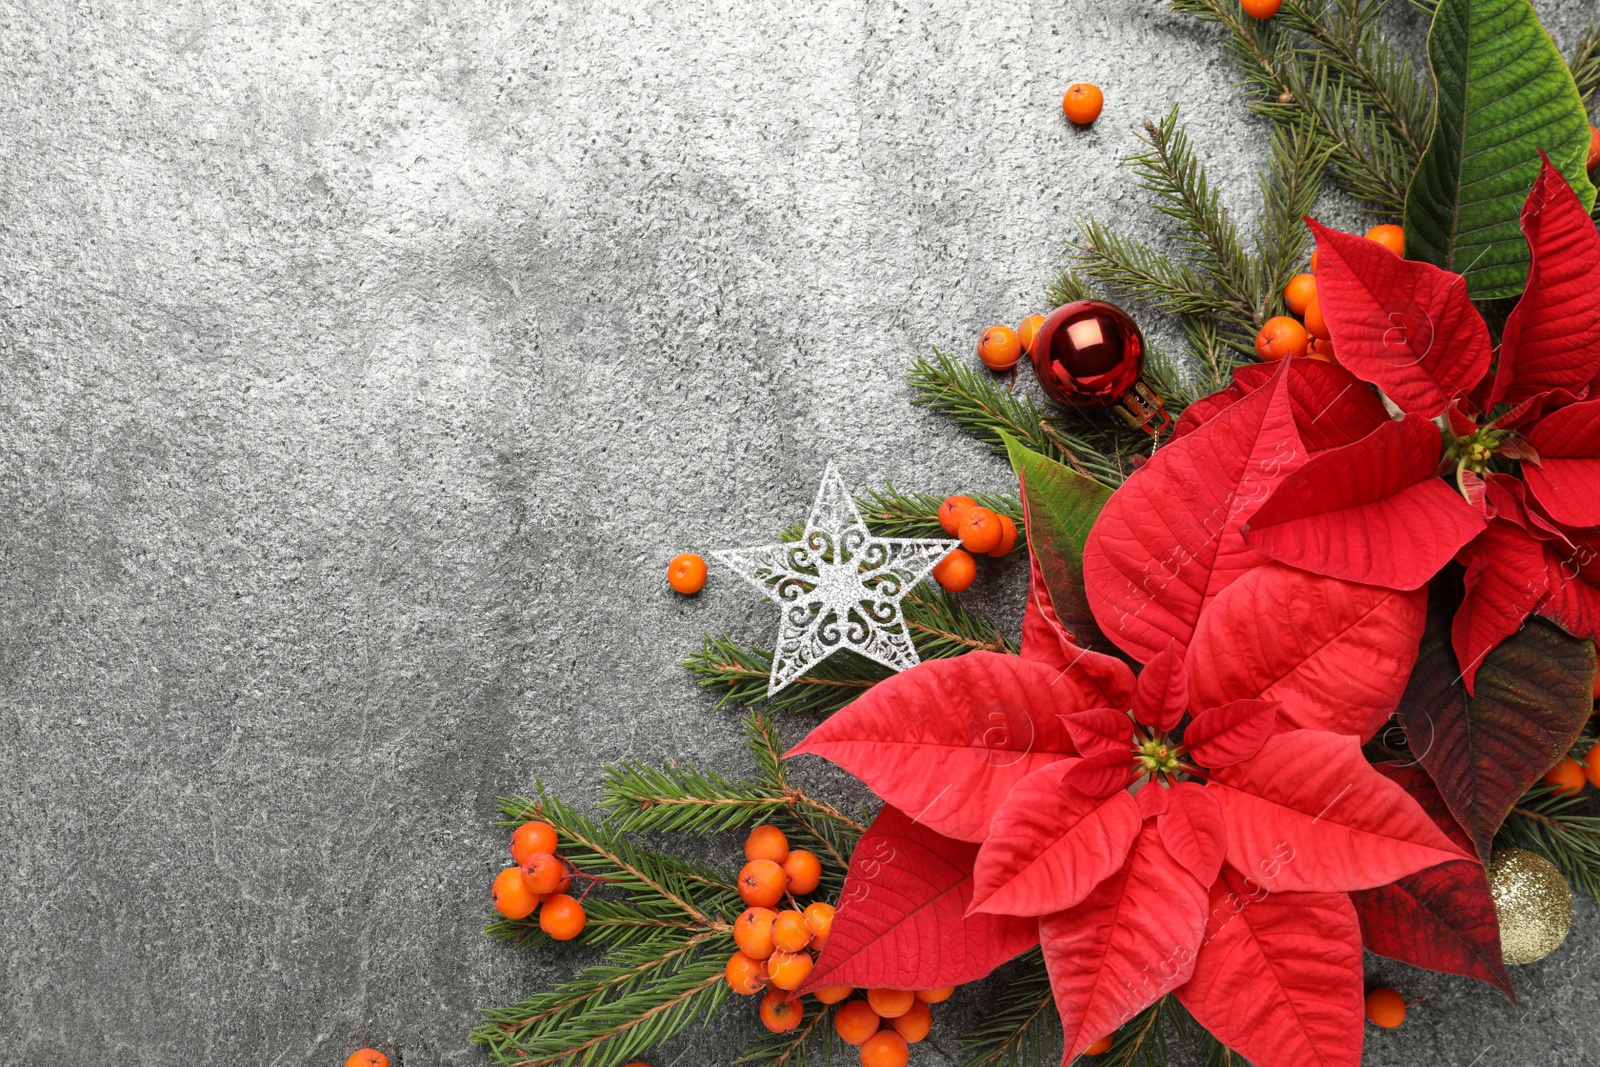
1254,224 -> 1406,364
1541,743 -> 1600,797
490,820 -> 590,942
929,495 -> 1019,592
976,312 -> 1046,372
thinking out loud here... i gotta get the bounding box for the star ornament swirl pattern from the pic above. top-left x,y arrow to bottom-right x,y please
713,464 -> 959,695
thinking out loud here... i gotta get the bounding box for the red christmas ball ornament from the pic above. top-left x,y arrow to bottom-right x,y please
1029,300 -> 1169,434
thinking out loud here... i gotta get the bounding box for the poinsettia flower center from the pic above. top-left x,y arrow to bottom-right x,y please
1135,734 -> 1182,776
1444,423 -> 1507,472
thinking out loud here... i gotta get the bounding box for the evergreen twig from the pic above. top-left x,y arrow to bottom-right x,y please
780,483 -> 1021,542
957,950 -> 1061,1067
1497,777 -> 1600,901
1571,21 -> 1600,108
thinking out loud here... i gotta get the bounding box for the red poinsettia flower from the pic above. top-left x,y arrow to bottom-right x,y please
785,368 -> 1489,1067
1204,157 -> 1600,692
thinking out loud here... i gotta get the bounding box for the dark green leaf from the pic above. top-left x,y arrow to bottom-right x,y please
1404,0 -> 1597,299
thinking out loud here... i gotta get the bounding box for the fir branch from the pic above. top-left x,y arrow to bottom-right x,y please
1072,219 -> 1237,320
957,950 -> 1061,1067
1181,313 -> 1241,396
780,482 -> 1022,542
1497,782 -> 1600,901
487,899 -> 708,952
908,350 -> 1126,486
737,1000 -> 841,1066
1570,21 -> 1600,107
1255,120 -> 1334,311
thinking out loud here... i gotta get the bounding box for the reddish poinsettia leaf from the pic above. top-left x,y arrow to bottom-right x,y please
1061,708 -> 1134,757
1157,781 -> 1227,886
1398,571 -> 1595,859
1246,415 -> 1484,590
1063,749 -> 1135,798
1453,521 -> 1549,692
1182,698 -> 1277,768
1021,548 -> 1139,707
1173,359 -> 1388,452
786,651 -> 1084,842
1523,399 -> 1600,528
1176,866 -> 1364,1067
1132,641 -> 1188,732
1007,434 -> 1117,653
1492,157 -> 1600,408
969,760 -> 1142,917
1085,362 -> 1303,662
1308,219 -> 1492,417
802,805 -> 1039,993
1041,823 -> 1209,1062
1208,731 -> 1472,893
1186,562 -> 1427,740
1540,543 -> 1600,643
1348,764 -> 1513,1000
1136,782 -> 1171,819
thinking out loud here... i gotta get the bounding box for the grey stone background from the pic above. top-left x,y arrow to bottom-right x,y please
2,0 -> 1598,1064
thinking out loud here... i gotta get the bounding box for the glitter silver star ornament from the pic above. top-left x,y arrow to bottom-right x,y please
713,464 -> 961,695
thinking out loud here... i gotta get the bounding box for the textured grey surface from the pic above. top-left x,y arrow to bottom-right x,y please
2,1 -> 1599,1065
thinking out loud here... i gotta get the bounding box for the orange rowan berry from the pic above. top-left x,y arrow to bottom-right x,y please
1017,314 -> 1046,354
554,871 -> 573,895
539,893 -> 587,941
519,851 -> 564,896
738,859 -> 788,907
772,910 -> 813,953
978,326 -> 1023,371
1085,1036 -> 1114,1055
958,507 -> 1003,554
667,553 -> 707,594
915,985 -> 954,1004
492,867 -> 539,920
1283,273 -> 1317,316
745,824 -> 791,864
782,849 -> 823,895
1310,249 -> 1320,273
726,951 -> 769,995
938,495 -> 977,535
1304,297 -> 1330,340
1589,126 -> 1599,171
834,1000 -> 882,1045
510,821 -> 558,867
760,989 -> 805,1033
1365,224 -> 1405,257
866,988 -> 916,1019
1241,0 -> 1281,16
813,984 -> 854,1004
346,1050 -> 389,1067
734,906 -> 780,959
889,999 -> 932,1043
1062,83 -> 1104,125
1306,337 -> 1337,363
986,514 -> 1019,558
932,548 -> 977,593
766,949 -> 815,991
859,1029 -> 910,1067
1255,316 -> 1308,361
1365,987 -> 1407,1028
1543,755 -> 1586,797
803,902 -> 836,949
1584,744 -> 1600,788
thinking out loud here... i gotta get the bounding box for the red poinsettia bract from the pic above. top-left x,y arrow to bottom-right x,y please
787,367 -> 1478,1067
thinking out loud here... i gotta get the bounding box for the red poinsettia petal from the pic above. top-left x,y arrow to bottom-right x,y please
1186,562 -> 1427,740
1136,782 -> 1171,819
969,760 -> 1143,917
1021,548 -> 1139,708
1540,543 -> 1600,643
1061,708 -> 1135,757
1524,399 -> 1600,528
1246,415 -> 1484,590
1493,157 -> 1600,408
1348,764 -> 1512,1000
1182,698 -> 1278,768
1308,219 -> 1493,416
1157,781 -> 1227,887
1208,731 -> 1474,893
1453,521 -> 1549,693
1063,748 -> 1136,798
1131,640 -> 1188,732
1041,824 -> 1210,1061
802,805 -> 1039,993
1173,360 -> 1388,452
785,652 -> 1082,842
1085,361 -> 1303,662
1176,867 -> 1363,1067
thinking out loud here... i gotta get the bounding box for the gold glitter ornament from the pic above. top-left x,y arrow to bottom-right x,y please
1489,848 -> 1573,965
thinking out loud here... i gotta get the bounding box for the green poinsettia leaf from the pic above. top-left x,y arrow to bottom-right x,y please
1396,570 -> 1595,861
1002,431 -> 1114,648
1403,0 -> 1597,300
